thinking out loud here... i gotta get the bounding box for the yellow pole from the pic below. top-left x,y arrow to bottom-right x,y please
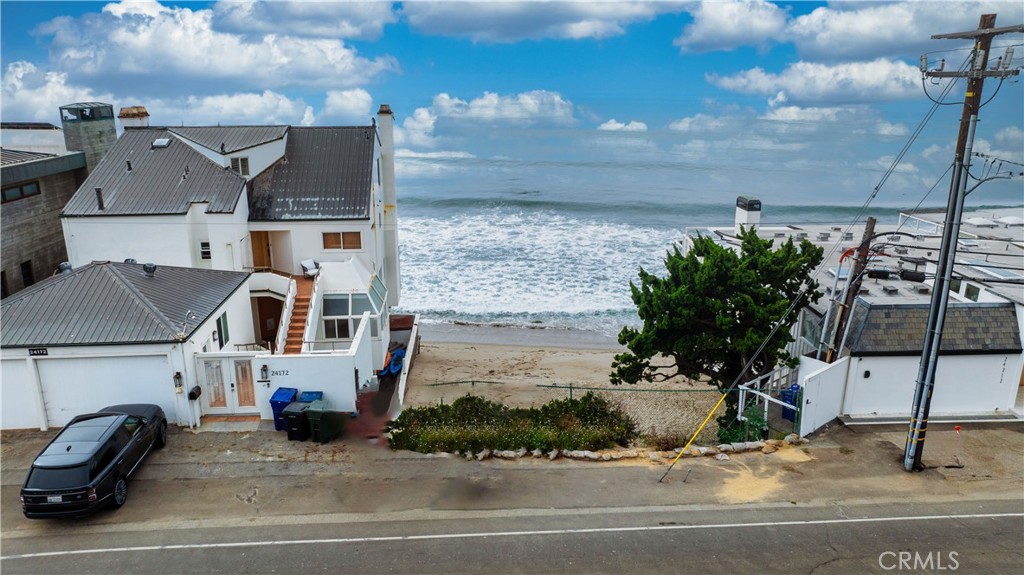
658,392 -> 728,483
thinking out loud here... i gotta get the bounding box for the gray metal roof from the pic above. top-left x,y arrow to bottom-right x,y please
844,299 -> 1022,356
61,129 -> 245,216
248,126 -> 375,221
1,261 -> 249,347
1,148 -> 57,167
164,126 -> 287,154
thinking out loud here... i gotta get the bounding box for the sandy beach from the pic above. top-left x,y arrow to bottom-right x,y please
405,324 -> 722,443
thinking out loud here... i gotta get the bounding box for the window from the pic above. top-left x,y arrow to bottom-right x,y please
948,278 -> 962,294
324,318 -> 351,339
964,283 -> 981,302
217,312 -> 230,347
20,261 -> 34,288
230,157 -> 250,176
2,181 -> 40,203
322,232 -> 361,250
200,241 -> 212,260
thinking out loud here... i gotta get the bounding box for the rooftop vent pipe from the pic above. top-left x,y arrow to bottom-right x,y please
95,187 -> 104,211
58,262 -> 73,274
126,160 -> 132,171
142,263 -> 157,277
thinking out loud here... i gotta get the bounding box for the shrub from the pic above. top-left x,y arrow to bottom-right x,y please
386,392 -> 637,453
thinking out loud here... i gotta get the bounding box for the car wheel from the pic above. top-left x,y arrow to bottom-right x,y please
155,421 -> 167,449
111,477 -> 128,509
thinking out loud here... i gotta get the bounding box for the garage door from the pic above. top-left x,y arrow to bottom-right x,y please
36,355 -> 172,427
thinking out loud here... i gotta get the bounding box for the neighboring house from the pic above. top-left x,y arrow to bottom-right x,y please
680,198 -> 1024,435
1,148 -> 88,298
0,122 -> 67,155
0,261 -> 252,430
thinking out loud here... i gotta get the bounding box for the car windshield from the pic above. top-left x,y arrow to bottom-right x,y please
25,466 -> 90,489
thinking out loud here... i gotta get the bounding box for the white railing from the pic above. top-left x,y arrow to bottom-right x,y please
273,278 -> 297,355
395,314 -> 420,410
301,273 -> 324,353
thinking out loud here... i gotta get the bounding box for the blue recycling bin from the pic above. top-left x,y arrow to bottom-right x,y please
270,387 -> 299,431
298,390 -> 323,402
781,384 -> 800,422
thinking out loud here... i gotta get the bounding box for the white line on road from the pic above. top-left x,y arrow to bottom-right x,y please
3,512 -> 1021,561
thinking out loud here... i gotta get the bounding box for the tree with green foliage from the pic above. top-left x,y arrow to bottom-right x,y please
611,227 -> 824,424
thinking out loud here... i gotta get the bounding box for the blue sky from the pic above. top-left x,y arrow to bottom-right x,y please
2,1 -> 1022,207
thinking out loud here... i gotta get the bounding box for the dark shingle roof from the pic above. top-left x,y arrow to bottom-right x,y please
165,126 -> 287,154
61,129 -> 245,216
844,299 -> 1022,356
1,262 -> 248,347
1,148 -> 57,167
248,126 -> 375,221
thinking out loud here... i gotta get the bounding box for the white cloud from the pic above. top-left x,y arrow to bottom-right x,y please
994,126 -> 1024,150
709,59 -> 920,103
859,155 -> 919,174
597,119 -> 647,132
212,0 -> 398,40
395,107 -> 439,148
875,121 -> 909,137
761,106 -> 846,123
788,2 -> 1024,60
433,91 -> 575,124
395,149 -> 476,179
322,89 -> 374,122
1,61 -> 112,123
164,90 -> 315,126
667,113 -> 729,133
403,1 -> 682,42
674,0 -> 788,53
35,1 -> 397,94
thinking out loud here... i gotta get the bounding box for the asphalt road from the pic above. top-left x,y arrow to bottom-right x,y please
2,500 -> 1021,574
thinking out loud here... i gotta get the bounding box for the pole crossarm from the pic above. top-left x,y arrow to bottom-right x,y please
927,70 -> 1020,79
932,23 -> 1024,39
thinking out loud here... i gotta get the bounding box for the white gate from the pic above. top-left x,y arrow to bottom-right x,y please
798,357 -> 850,436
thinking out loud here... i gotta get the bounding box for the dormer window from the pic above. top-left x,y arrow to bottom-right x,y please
230,157 -> 250,176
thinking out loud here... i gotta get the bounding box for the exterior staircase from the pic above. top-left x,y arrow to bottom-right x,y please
283,277 -> 314,354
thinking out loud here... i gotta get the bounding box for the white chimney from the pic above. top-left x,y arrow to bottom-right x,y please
735,196 -> 761,235
377,104 -> 400,307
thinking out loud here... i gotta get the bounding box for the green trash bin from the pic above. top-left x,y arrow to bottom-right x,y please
307,400 -> 345,443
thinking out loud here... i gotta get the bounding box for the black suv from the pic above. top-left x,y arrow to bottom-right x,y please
21,404 -> 167,518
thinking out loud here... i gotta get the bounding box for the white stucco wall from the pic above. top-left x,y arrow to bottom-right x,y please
251,221 -> 376,277
64,215 -> 192,267
842,353 -> 1022,417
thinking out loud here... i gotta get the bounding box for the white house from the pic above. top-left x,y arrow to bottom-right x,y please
680,198 -> 1024,435
0,106 -> 416,430
1,261 -> 252,429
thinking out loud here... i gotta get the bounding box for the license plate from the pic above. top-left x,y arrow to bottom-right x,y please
47,495 -> 62,503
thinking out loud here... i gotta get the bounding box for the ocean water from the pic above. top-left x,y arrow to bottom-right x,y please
394,182 -> 1019,339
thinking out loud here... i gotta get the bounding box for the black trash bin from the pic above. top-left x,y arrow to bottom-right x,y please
307,401 -> 345,444
283,401 -> 312,441
270,387 -> 299,431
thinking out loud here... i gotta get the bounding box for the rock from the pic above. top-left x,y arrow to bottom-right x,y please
609,452 -> 624,460
714,453 -> 730,461
730,442 -> 747,452
584,451 -> 602,461
766,439 -> 785,447
494,450 -> 517,459
784,433 -> 802,445
621,450 -> 639,458
516,447 -> 528,458
532,449 -> 544,458
761,445 -> 779,454
475,449 -> 491,461
686,446 -> 702,457
465,453 -> 474,461
648,452 -> 662,461
601,453 -> 612,461
704,447 -> 719,456
717,444 -> 735,453
548,450 -> 559,461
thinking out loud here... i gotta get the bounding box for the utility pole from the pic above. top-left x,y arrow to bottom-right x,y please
827,217 -> 876,363
903,14 -> 1023,472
